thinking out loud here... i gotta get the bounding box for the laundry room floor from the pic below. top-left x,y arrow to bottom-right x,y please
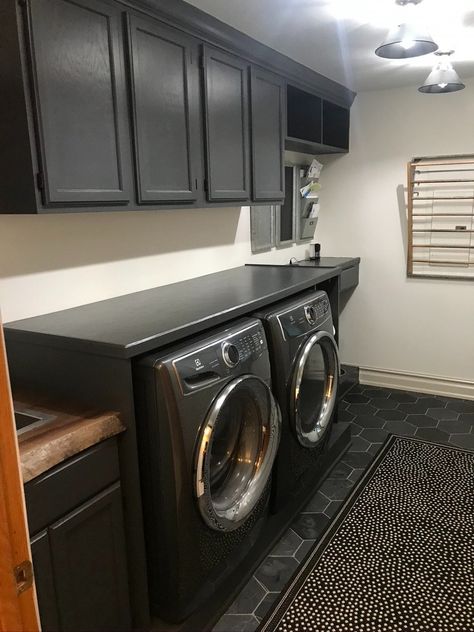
212,385 -> 474,632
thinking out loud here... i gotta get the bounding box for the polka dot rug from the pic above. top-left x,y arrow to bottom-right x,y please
259,435 -> 474,632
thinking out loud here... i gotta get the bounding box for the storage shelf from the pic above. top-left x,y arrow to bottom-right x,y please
407,155 -> 474,280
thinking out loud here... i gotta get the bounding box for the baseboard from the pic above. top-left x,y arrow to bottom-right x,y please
359,367 -> 474,401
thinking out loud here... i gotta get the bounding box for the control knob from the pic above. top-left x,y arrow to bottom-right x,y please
304,305 -> 317,325
222,342 -> 240,367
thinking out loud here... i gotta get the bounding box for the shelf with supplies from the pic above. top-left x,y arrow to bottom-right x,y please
407,155 -> 474,280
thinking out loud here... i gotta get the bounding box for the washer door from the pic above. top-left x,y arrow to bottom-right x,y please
291,331 -> 340,448
195,375 -> 281,532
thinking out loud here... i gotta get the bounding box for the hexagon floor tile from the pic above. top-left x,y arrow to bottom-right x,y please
213,385 -> 474,631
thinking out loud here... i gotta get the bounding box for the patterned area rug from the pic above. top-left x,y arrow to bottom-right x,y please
259,436 -> 474,632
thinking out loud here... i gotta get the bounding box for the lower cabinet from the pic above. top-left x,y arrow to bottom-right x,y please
27,440 -> 131,632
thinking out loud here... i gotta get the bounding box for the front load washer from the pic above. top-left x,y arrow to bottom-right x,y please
255,290 -> 340,512
133,318 -> 281,623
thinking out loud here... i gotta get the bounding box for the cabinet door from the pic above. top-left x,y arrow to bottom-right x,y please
250,67 -> 285,201
202,46 -> 250,201
31,531 -> 60,632
127,16 -> 200,203
26,0 -> 132,205
49,483 -> 131,632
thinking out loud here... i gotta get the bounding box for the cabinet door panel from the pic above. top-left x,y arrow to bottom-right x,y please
49,483 -> 131,632
128,17 -> 199,203
27,0 -> 132,205
250,67 -> 285,201
202,46 -> 250,201
31,531 -> 60,632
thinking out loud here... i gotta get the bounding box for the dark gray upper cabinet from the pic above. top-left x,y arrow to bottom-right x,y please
26,0 -> 132,206
202,46 -> 250,202
0,0 -> 353,213
285,83 -> 350,154
127,16 -> 200,204
322,100 -> 350,151
250,67 -> 285,202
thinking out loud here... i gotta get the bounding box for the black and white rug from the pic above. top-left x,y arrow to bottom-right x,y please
259,436 -> 474,632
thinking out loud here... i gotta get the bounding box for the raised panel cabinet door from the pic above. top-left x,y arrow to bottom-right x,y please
26,0 -> 132,205
30,531 -> 60,632
202,46 -> 250,201
48,483 -> 131,632
250,67 -> 285,201
127,16 -> 199,203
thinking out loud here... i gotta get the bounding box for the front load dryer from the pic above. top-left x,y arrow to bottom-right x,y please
255,290 -> 340,512
133,318 -> 281,623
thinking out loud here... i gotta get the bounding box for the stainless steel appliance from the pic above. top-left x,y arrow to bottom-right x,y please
255,290 -> 340,511
133,318 -> 281,622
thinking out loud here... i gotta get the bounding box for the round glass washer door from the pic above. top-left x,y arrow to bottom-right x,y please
291,331 -> 340,448
195,375 -> 281,532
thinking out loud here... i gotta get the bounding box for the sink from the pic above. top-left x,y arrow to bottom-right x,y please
14,410 -> 52,435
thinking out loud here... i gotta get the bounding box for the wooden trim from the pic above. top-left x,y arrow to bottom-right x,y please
406,161 -> 414,276
0,316 -> 40,632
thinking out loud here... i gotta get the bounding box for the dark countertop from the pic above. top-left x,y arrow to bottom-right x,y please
5,264 -> 351,359
249,257 -> 360,270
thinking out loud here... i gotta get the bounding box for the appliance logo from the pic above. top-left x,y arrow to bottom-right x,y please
194,358 -> 204,370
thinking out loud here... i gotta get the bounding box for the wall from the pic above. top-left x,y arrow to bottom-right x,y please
317,80 -> 474,394
0,206 -> 307,323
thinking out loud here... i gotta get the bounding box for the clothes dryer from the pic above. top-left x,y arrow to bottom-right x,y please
255,290 -> 340,511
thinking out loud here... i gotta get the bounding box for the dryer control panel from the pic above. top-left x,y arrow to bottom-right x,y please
278,294 -> 331,338
172,323 -> 267,394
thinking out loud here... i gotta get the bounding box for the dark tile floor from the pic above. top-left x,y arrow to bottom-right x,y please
212,385 -> 474,632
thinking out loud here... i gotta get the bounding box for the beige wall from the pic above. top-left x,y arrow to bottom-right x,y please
317,80 -> 474,385
0,207 -> 307,323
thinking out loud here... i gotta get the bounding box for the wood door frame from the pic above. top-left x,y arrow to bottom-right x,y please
0,315 -> 40,632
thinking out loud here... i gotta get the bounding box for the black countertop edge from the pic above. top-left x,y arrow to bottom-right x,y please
246,257 -> 361,271
4,265 -> 348,360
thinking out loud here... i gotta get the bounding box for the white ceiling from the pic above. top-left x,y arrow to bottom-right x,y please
185,0 -> 474,92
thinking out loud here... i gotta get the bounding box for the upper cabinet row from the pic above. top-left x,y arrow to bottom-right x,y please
0,0 -> 347,214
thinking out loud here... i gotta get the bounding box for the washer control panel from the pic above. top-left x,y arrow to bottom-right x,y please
235,329 -> 266,363
279,293 -> 331,338
172,323 -> 267,393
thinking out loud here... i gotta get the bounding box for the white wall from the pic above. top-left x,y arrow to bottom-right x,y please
316,80 -> 474,387
0,206 -> 307,323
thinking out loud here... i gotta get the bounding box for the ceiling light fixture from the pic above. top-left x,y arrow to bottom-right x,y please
375,0 -> 438,59
418,51 -> 465,93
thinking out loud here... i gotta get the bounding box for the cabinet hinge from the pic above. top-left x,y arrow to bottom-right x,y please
14,560 -> 33,595
36,172 -> 44,190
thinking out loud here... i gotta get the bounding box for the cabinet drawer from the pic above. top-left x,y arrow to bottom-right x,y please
26,438 -> 120,535
340,265 -> 359,292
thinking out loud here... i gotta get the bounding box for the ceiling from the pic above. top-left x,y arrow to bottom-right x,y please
185,0 -> 474,92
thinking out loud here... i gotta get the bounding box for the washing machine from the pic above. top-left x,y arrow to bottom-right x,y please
133,318 -> 281,623
255,290 -> 340,512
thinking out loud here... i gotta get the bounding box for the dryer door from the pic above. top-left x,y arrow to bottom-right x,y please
195,375 -> 281,532
291,331 -> 340,448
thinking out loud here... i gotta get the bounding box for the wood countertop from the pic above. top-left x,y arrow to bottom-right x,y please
15,400 -> 125,483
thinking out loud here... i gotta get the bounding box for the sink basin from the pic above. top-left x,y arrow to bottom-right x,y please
14,410 -> 53,435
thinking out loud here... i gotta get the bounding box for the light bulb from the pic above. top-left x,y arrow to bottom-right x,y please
437,82 -> 448,89
400,37 -> 416,50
